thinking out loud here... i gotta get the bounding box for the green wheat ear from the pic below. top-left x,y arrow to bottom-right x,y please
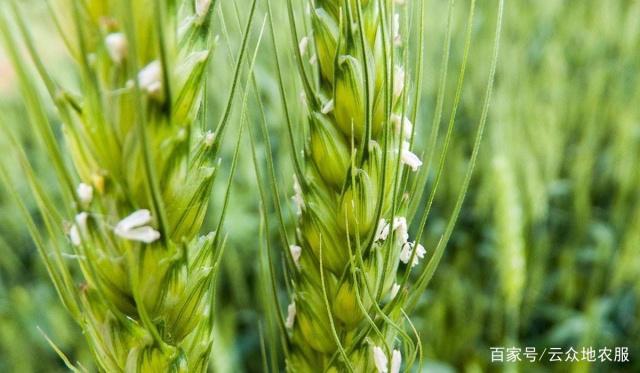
281,1 -> 425,370
0,0 -> 256,370
254,0 -> 505,371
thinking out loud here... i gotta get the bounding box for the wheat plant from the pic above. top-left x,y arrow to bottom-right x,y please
253,0 -> 503,371
0,0 -> 256,371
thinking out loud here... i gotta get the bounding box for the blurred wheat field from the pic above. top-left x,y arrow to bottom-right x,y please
1,0 -> 639,372
416,1 -> 640,372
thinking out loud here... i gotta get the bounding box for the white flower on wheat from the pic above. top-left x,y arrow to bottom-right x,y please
400,241 -> 426,267
76,182 -> 93,204
69,226 -> 80,246
321,99 -> 335,114
299,36 -> 309,57
373,346 -> 402,373
390,283 -> 401,299
289,245 -> 302,268
376,217 -> 411,243
285,301 -> 296,329
393,66 -> 405,101
138,60 -> 163,97
392,216 -> 409,243
391,349 -> 402,373
392,13 -> 402,46
105,33 -> 128,64
390,114 -> 413,139
195,0 -> 212,18
376,217 -> 425,266
299,91 -> 307,106
69,212 -> 89,246
292,176 -> 304,215
373,346 -> 388,373
375,218 -> 391,241
114,209 -> 161,243
204,130 -> 215,147
400,141 -> 423,171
